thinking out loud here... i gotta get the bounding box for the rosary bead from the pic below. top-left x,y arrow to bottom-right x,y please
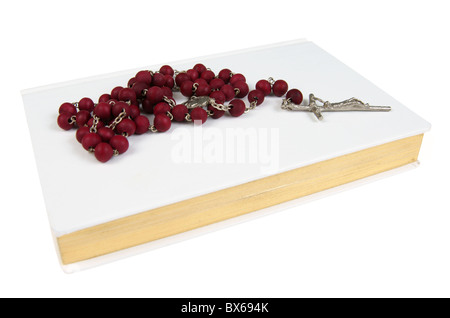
207,105 -> 225,119
218,68 -> 232,83
116,118 -> 136,136
127,77 -> 137,88
180,80 -> 194,97
209,78 -> 225,90
193,63 -> 207,74
112,101 -> 131,117
98,94 -> 111,103
142,99 -> 154,113
194,78 -> 208,86
220,84 -> 235,101
152,72 -> 166,87
286,89 -> 303,105
186,69 -> 199,81
172,104 -> 189,122
175,72 -> 190,87
131,82 -> 149,99
161,86 -> 173,98
229,73 -> 246,85
153,102 -> 171,116
109,135 -> 129,154
159,65 -> 174,76
78,97 -> 95,112
87,117 -> 105,130
111,86 -> 123,100
195,83 -> 211,96
228,99 -> 246,117
129,104 -> 140,119
272,80 -> 288,97
134,115 -> 150,134
200,70 -> 215,83
146,86 -> 164,104
154,114 -> 172,132
164,75 -> 175,89
59,102 -> 77,115
248,89 -> 265,106
82,132 -> 102,151
76,126 -> 90,143
97,127 -> 115,142
255,80 -> 272,96
94,102 -> 112,120
209,90 -> 226,104
94,142 -> 114,163
118,88 -> 137,104
135,71 -> 152,86
232,81 -> 249,98
190,107 -> 208,124
76,110 -> 91,127
57,112 -> 74,130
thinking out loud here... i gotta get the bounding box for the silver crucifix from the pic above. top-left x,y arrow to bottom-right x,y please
281,93 -> 391,120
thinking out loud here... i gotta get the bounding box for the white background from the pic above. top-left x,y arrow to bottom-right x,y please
1,0 -> 449,297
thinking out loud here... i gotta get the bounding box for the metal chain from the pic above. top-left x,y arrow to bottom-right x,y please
244,101 -> 258,113
267,77 -> 275,85
107,109 -> 127,130
89,115 -> 100,133
163,96 -> 176,108
210,99 -> 230,111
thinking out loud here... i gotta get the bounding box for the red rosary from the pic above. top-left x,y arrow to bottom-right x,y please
57,63 -> 304,163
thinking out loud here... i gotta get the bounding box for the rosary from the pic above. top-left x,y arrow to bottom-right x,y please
57,63 -> 391,163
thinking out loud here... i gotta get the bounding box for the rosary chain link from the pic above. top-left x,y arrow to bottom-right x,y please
149,125 -> 158,133
245,101 -> 258,113
69,115 -> 77,125
107,109 -> 127,130
163,96 -> 176,108
267,77 -> 275,85
89,115 -> 100,133
210,99 -> 230,111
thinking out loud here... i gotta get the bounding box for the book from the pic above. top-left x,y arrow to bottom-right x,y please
22,40 -> 430,272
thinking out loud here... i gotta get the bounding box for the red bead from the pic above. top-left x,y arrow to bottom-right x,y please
153,102 -> 171,116
256,80 -> 272,96
145,86 -> 163,104
186,69 -> 199,81
94,102 -> 112,120
111,86 -> 123,100
112,101 -> 131,117
164,75 -> 174,89
209,90 -> 226,104
218,69 -> 232,83
59,102 -> 77,115
230,73 -> 246,85
190,107 -> 208,124
200,70 -> 215,83
127,77 -> 137,88
142,99 -> 154,114
286,89 -> 303,105
207,105 -> 225,119
109,135 -> 129,154
232,81 -> 249,98
97,127 -> 115,142
131,82 -> 149,99
82,132 -> 102,151
76,126 -> 90,143
228,99 -> 246,117
180,81 -> 194,97
57,112 -> 74,130
161,86 -> 173,98
129,104 -> 140,119
78,97 -> 95,112
220,84 -> 235,101
135,71 -> 152,85
94,142 -> 114,163
248,89 -> 265,106
194,78 -> 208,86
193,63 -> 207,74
87,118 -> 105,130
76,110 -> 91,126
195,83 -> 211,96
272,80 -> 288,97
159,65 -> 174,76
209,78 -> 225,90
175,72 -> 190,87
98,94 -> 111,103
152,72 -> 166,87
154,114 -> 172,132
118,88 -> 137,104
172,104 -> 188,122
134,115 -> 150,134
116,118 -> 136,136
